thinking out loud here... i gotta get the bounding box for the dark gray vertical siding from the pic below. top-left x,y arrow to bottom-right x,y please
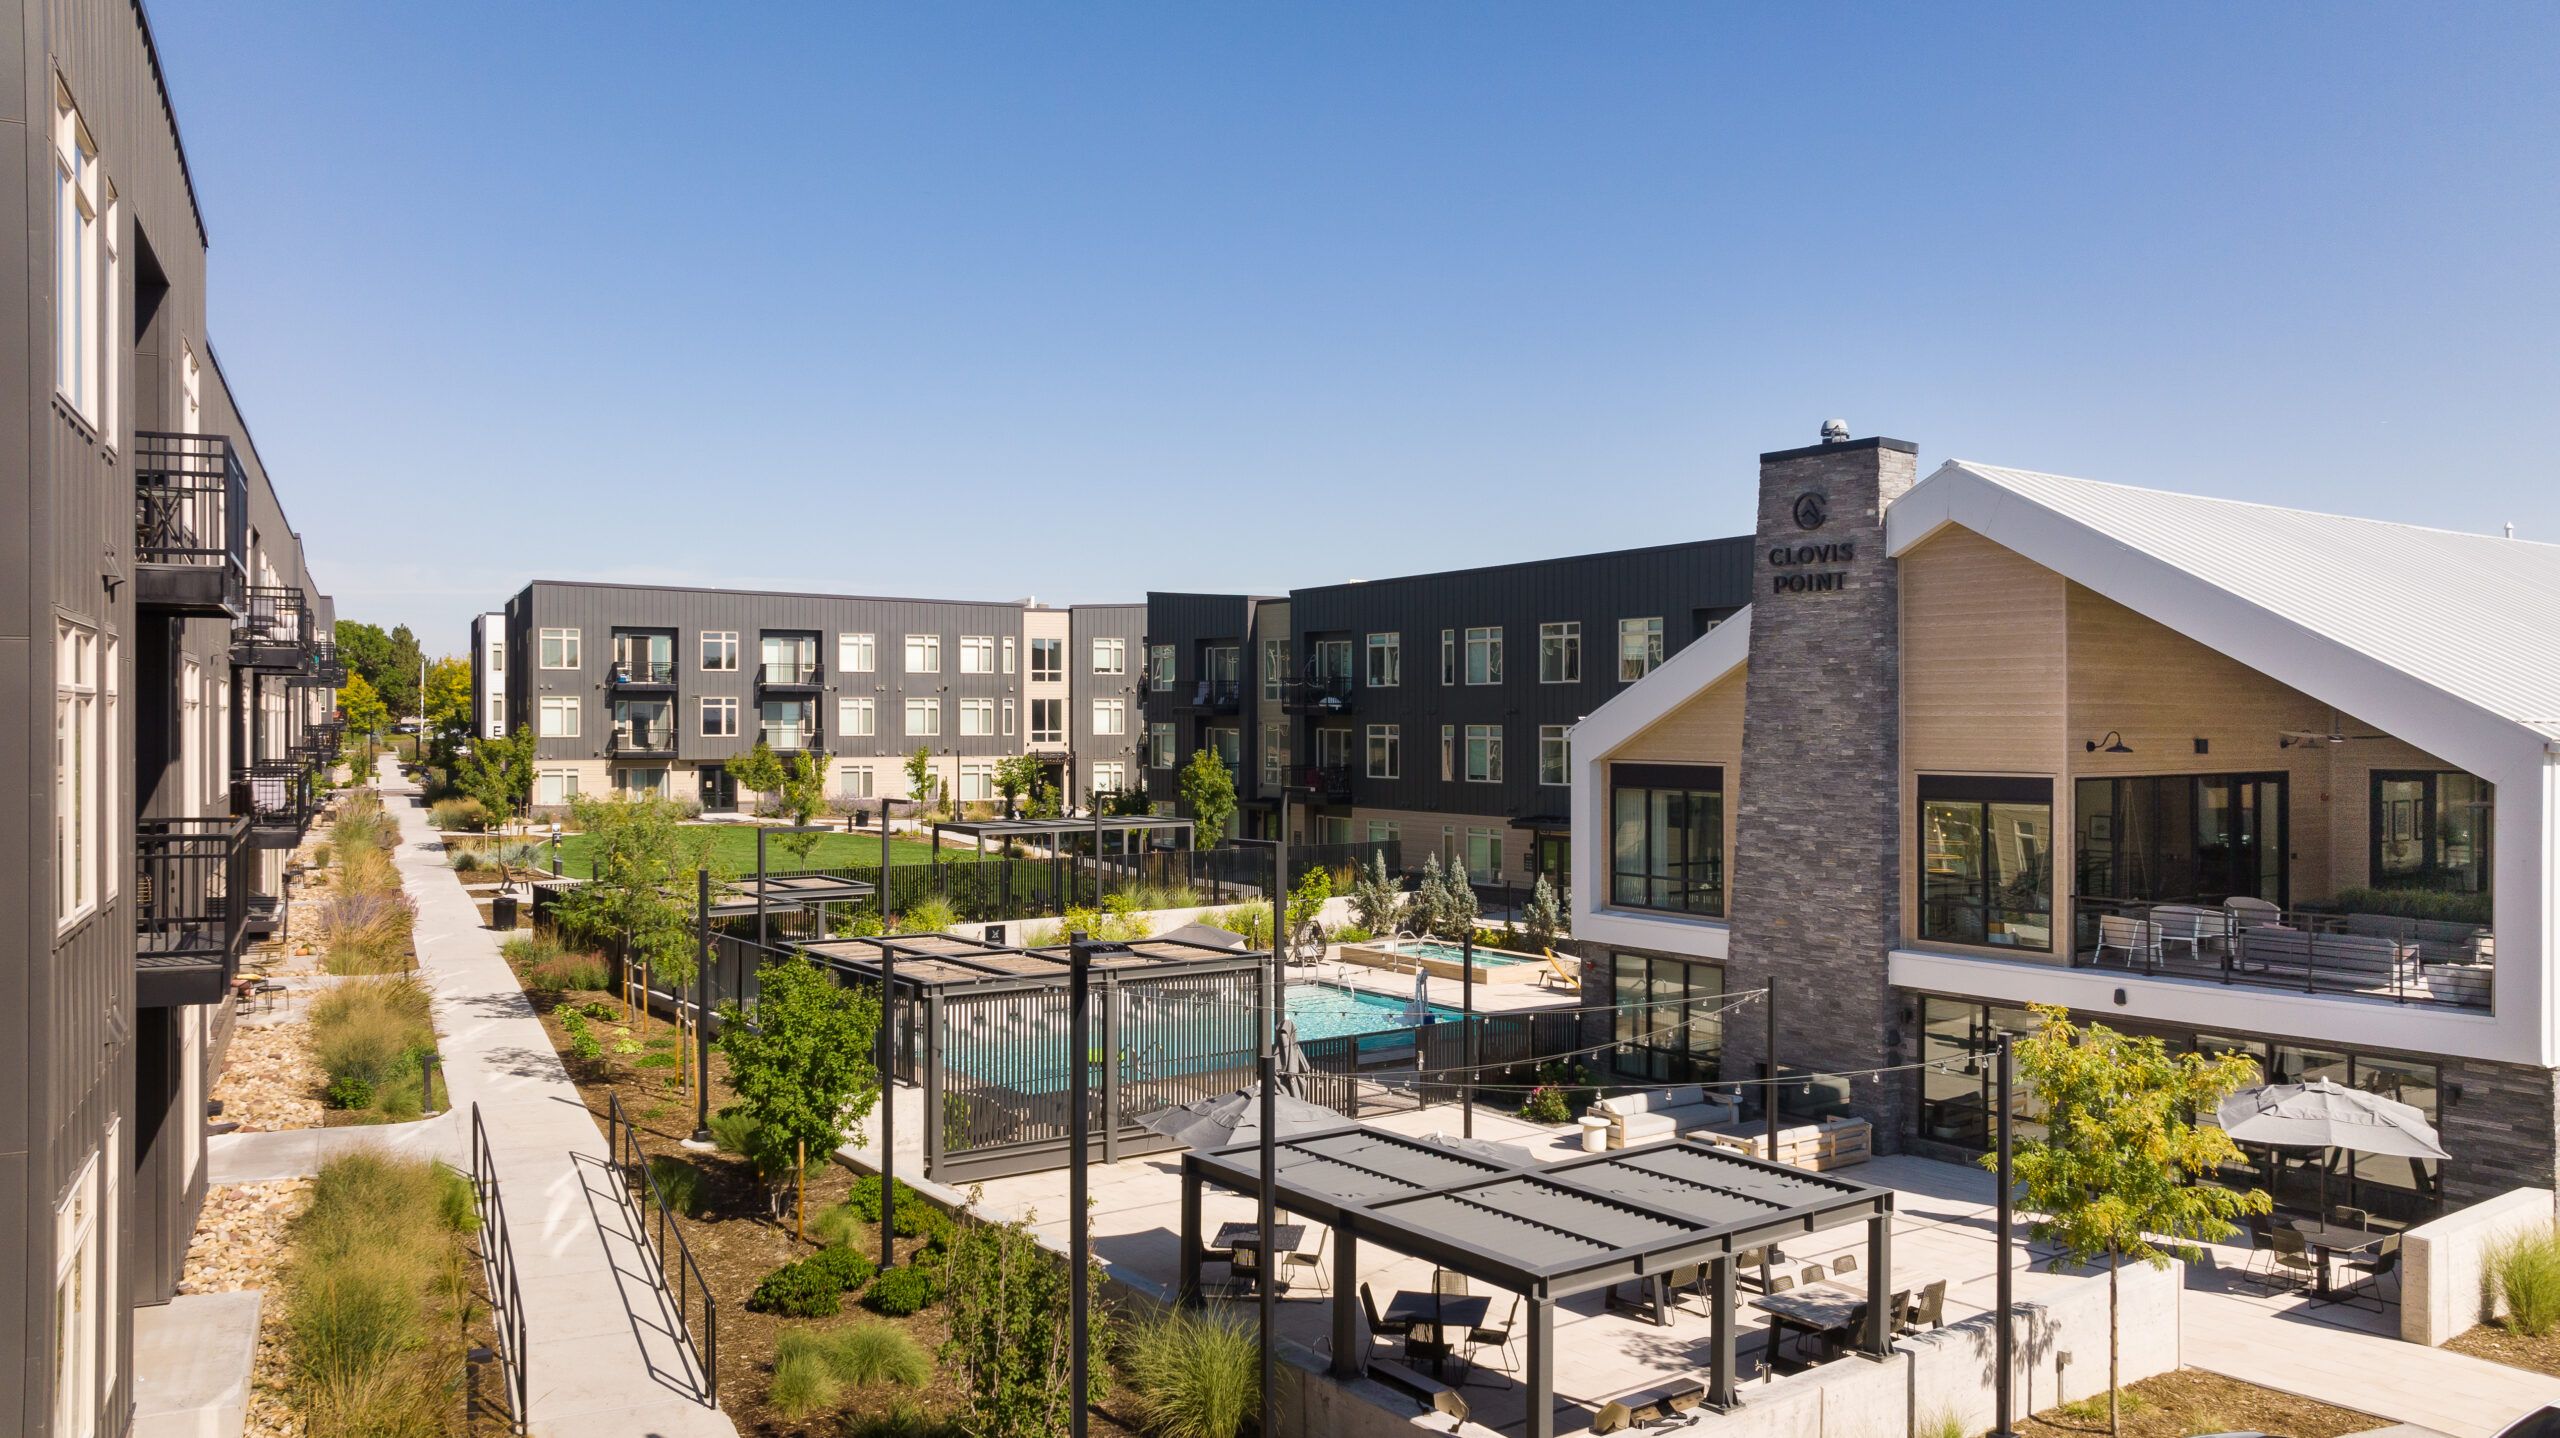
1067,603 -> 1142,790
1136,592 -> 1261,805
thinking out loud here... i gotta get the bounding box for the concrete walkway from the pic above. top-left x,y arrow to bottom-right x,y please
207,1110 -> 462,1183
377,756 -> 737,1438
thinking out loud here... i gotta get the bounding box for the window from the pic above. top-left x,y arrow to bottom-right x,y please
487,697 -> 503,733
958,763 -> 996,803
839,633 -> 875,673
1611,954 -> 1724,1084
839,767 -> 875,799
1465,828 -> 1501,879
1263,723 -> 1288,785
1610,763 -> 1725,915
1093,637 -> 1128,676
100,639 -> 116,900
1090,761 -> 1127,796
1262,639 -> 1288,699
1002,636 -> 1016,674
1318,815 -> 1356,846
1314,639 -> 1353,684
838,697 -> 875,737
1002,698 -> 1016,736
56,620 -> 97,924
904,698 -> 940,737
537,696 -> 580,738
1440,629 -> 1456,686
960,635 -> 996,674
1029,637 -> 1063,682
1315,728 -> 1354,771
540,628 -> 581,669
54,81 -> 101,422
1440,725 -> 1455,782
1142,643 -> 1169,689
1204,644 -> 1241,701
536,770 -> 582,807
1366,724 -> 1400,779
1365,633 -> 1401,687
959,698 -> 995,736
702,631 -> 739,671
1538,724 -> 1570,786
1149,722 -> 1178,770
1209,727 -> 1241,773
1094,698 -> 1127,736
1030,698 -> 1063,744
903,634 -> 940,674
702,696 -> 740,737
616,767 -> 669,799
1464,723 -> 1503,783
2371,770 -> 2493,896
1465,627 -> 1503,685
1367,819 -> 1399,846
101,187 -> 118,441
1617,617 -> 1664,681
1539,622 -> 1581,684
1917,775 -> 2054,950
53,1149 -> 100,1438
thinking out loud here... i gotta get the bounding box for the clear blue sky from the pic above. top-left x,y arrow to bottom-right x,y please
148,2 -> 2559,650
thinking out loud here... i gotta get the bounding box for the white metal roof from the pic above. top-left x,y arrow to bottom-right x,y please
1895,461 -> 2560,749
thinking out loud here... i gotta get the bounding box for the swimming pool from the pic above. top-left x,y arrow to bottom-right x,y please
1337,935 -> 1553,985
1370,939 -> 1542,968
934,981 -> 1451,1092
1285,983 -> 1456,1043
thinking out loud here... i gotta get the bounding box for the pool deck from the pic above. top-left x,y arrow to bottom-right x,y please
1297,944 -> 1590,1018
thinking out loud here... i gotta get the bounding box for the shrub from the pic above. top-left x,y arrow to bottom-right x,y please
865,1262 -> 936,1315
500,932 -> 565,967
778,1322 -> 932,1391
318,888 -> 419,976
1124,1305 -> 1259,1438
897,897 -> 959,934
446,847 -> 491,874
1517,1084 -> 1572,1124
1201,905 -> 1272,950
284,1152 -> 476,1438
844,1401 -> 960,1438
810,1202 -> 866,1251
525,952 -> 610,993
2495,1227 -> 2560,1336
805,1244 -> 877,1292
1332,923 -> 1374,944
1918,1408 -> 1967,1438
310,979 -> 436,1093
940,1208 -> 1108,1435
313,843 -> 334,869
646,1156 -> 705,1218
768,1345 -> 844,1422
428,796 -> 490,832
896,1200 -> 957,1250
322,1075 -> 375,1111
748,1260 -> 846,1318
2331,885 -> 2494,927
708,1107 -> 760,1158
846,1174 -> 930,1223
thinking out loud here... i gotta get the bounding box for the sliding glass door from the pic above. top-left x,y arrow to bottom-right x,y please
2076,772 -> 2287,907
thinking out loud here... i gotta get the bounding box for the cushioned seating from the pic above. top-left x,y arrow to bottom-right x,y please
1591,1086 -> 1740,1149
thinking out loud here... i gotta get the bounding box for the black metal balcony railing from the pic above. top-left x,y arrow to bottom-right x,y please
235,586 -> 313,666
2070,895 -> 2493,1010
305,641 -> 347,687
611,723 -> 677,756
1294,765 -> 1354,803
610,659 -> 678,686
1284,675 -> 1356,713
136,815 -> 251,1003
757,660 -> 823,688
134,432 -> 249,617
1190,678 -> 1243,712
235,760 -> 312,842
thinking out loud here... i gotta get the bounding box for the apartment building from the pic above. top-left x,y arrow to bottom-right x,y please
1573,431 -> 2560,1214
7,2 -> 339,1430
479,582 -> 1142,813
1139,542 -> 1752,885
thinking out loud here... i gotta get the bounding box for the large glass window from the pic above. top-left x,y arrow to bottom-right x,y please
1918,776 -> 2053,951
1261,639 -> 1288,699
1608,763 -> 1723,915
902,634 -> 940,674
1611,953 -> 1723,1084
1917,999 -> 2045,1150
1618,617 -> 1664,680
1538,724 -> 1569,786
2372,770 -> 2493,896
1464,627 -> 1503,685
1365,633 -> 1400,687
838,633 -> 874,673
1463,724 -> 1503,783
1029,698 -> 1063,744
1029,637 -> 1063,682
1366,724 -> 1400,779
539,628 -> 580,669
1539,622 -> 1580,683
704,631 -> 740,671
959,635 -> 996,674
1148,722 -> 1177,770
2197,1034 -> 2440,1226
1144,643 -> 1171,690
2075,773 -> 2286,910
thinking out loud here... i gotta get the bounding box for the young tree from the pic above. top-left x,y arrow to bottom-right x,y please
727,739 -> 787,806
775,751 -> 832,866
1287,865 -> 1334,948
2001,1004 -> 2268,1436
1348,852 -> 1405,935
1413,854 -> 1450,936
1438,858 -> 1481,939
421,655 -> 475,774
718,952 -> 881,1215
454,724 -> 537,831
1027,780 -> 1063,820
902,746 -> 939,815
338,671 -> 391,754
1176,749 -> 1236,848
1522,873 -> 1567,951
554,793 -> 714,1052
993,753 -> 1045,817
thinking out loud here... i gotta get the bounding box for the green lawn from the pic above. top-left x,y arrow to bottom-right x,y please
549,823 -> 986,878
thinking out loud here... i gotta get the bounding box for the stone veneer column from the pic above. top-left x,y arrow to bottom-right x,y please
1725,436 -> 1919,1145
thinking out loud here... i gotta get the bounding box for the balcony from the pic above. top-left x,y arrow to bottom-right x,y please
133,432 -> 248,618
135,815 -> 251,1006
763,723 -> 823,754
234,760 -> 312,848
1282,675 -> 1356,714
234,586 -> 313,670
295,717 -> 345,762
610,722 -> 678,758
1184,678 -> 1243,714
757,661 -> 824,690
609,659 -> 678,688
2071,895 -> 2492,1010
305,641 -> 347,687
1291,765 -> 1355,803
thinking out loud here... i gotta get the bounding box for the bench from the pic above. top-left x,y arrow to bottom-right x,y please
1592,1086 -> 1742,1150
2237,927 -> 2411,991
1364,1356 -> 1469,1421
1593,1377 -> 1707,1433
1701,1116 -> 1874,1171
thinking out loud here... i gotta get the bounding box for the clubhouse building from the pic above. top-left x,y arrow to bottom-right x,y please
1571,432 -> 2558,1219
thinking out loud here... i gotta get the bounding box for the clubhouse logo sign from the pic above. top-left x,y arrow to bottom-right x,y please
1771,491 -> 1852,594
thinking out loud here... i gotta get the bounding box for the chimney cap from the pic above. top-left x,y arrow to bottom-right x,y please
1820,419 -> 1852,443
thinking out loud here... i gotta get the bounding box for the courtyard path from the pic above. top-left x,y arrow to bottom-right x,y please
377,755 -> 738,1438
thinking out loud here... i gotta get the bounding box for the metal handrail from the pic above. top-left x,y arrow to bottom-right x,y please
469,1104 -> 530,1433
756,660 -> 823,687
610,659 -> 678,685
606,1091 -> 720,1407
2072,894 -> 2492,1009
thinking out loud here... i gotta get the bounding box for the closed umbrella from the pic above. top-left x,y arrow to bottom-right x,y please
1140,1083 -> 1348,1151
1275,1017 -> 1314,1100
1415,1131 -> 1541,1167
2218,1078 -> 2448,1217
1402,965 -> 1434,1029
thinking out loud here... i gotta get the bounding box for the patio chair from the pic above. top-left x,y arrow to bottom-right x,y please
1797,1265 -> 1827,1289
2225,896 -> 2283,930
2149,905 -> 2223,963
2345,1235 -> 2403,1309
1435,1269 -> 1472,1298
1462,1294 -> 1522,1380
1904,1279 -> 1948,1332
1539,951 -> 1580,991
2094,914 -> 2159,969
1767,1273 -> 1795,1294
2268,1226 -> 2320,1292
1829,1253 -> 1856,1277
2329,1205 -> 2371,1230
1278,1228 -> 1329,1297
1360,1282 -> 1412,1340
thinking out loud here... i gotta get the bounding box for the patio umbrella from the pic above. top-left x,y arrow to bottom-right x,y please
1401,965 -> 1434,1028
2217,1078 -> 2448,1217
1275,1017 -> 1313,1100
1139,1083 -> 1347,1150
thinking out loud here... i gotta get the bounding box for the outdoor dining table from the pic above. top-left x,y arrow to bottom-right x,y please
2287,1219 -> 2386,1300
1747,1278 -> 1922,1372
1211,1221 -> 1305,1294
1381,1290 -> 1491,1380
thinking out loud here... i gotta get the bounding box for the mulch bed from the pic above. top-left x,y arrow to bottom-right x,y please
525,983 -> 1143,1437
2448,1318 -> 2560,1378
179,1180 -> 315,1438
2020,1368 -> 2380,1438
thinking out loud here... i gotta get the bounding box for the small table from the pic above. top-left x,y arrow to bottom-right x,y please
1579,1115 -> 1613,1152
1213,1221 -> 1306,1294
1382,1291 -> 1491,1380
1749,1281 -> 1892,1372
2287,1220 -> 2385,1299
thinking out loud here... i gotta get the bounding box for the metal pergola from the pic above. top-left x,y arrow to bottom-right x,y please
927,814 -> 1198,907
707,872 -> 875,920
1180,1127 -> 1897,1434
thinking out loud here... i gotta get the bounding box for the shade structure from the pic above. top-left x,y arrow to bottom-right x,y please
1157,921 -> 1248,952
2218,1078 -> 2450,1161
1141,1082 -> 1346,1150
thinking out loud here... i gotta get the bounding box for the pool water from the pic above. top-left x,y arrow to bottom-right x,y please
1286,983 -> 1457,1042
1375,938 -> 1542,967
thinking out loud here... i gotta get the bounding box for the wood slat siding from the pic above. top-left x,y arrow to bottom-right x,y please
1609,663 -> 1748,881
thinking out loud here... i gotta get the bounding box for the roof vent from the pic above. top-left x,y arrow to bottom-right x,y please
1820,419 -> 1851,444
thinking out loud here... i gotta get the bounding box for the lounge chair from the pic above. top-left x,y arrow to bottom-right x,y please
1539,951 -> 1579,991
2093,914 -> 2158,968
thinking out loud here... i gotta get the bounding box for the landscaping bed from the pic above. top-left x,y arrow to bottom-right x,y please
179,1179 -> 314,1438
2449,1318 -> 2560,1379
2019,1369 -> 2379,1438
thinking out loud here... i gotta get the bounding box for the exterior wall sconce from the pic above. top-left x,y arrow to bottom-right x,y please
2085,731 -> 2132,753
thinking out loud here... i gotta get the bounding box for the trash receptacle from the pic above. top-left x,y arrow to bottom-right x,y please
491,894 -> 519,931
